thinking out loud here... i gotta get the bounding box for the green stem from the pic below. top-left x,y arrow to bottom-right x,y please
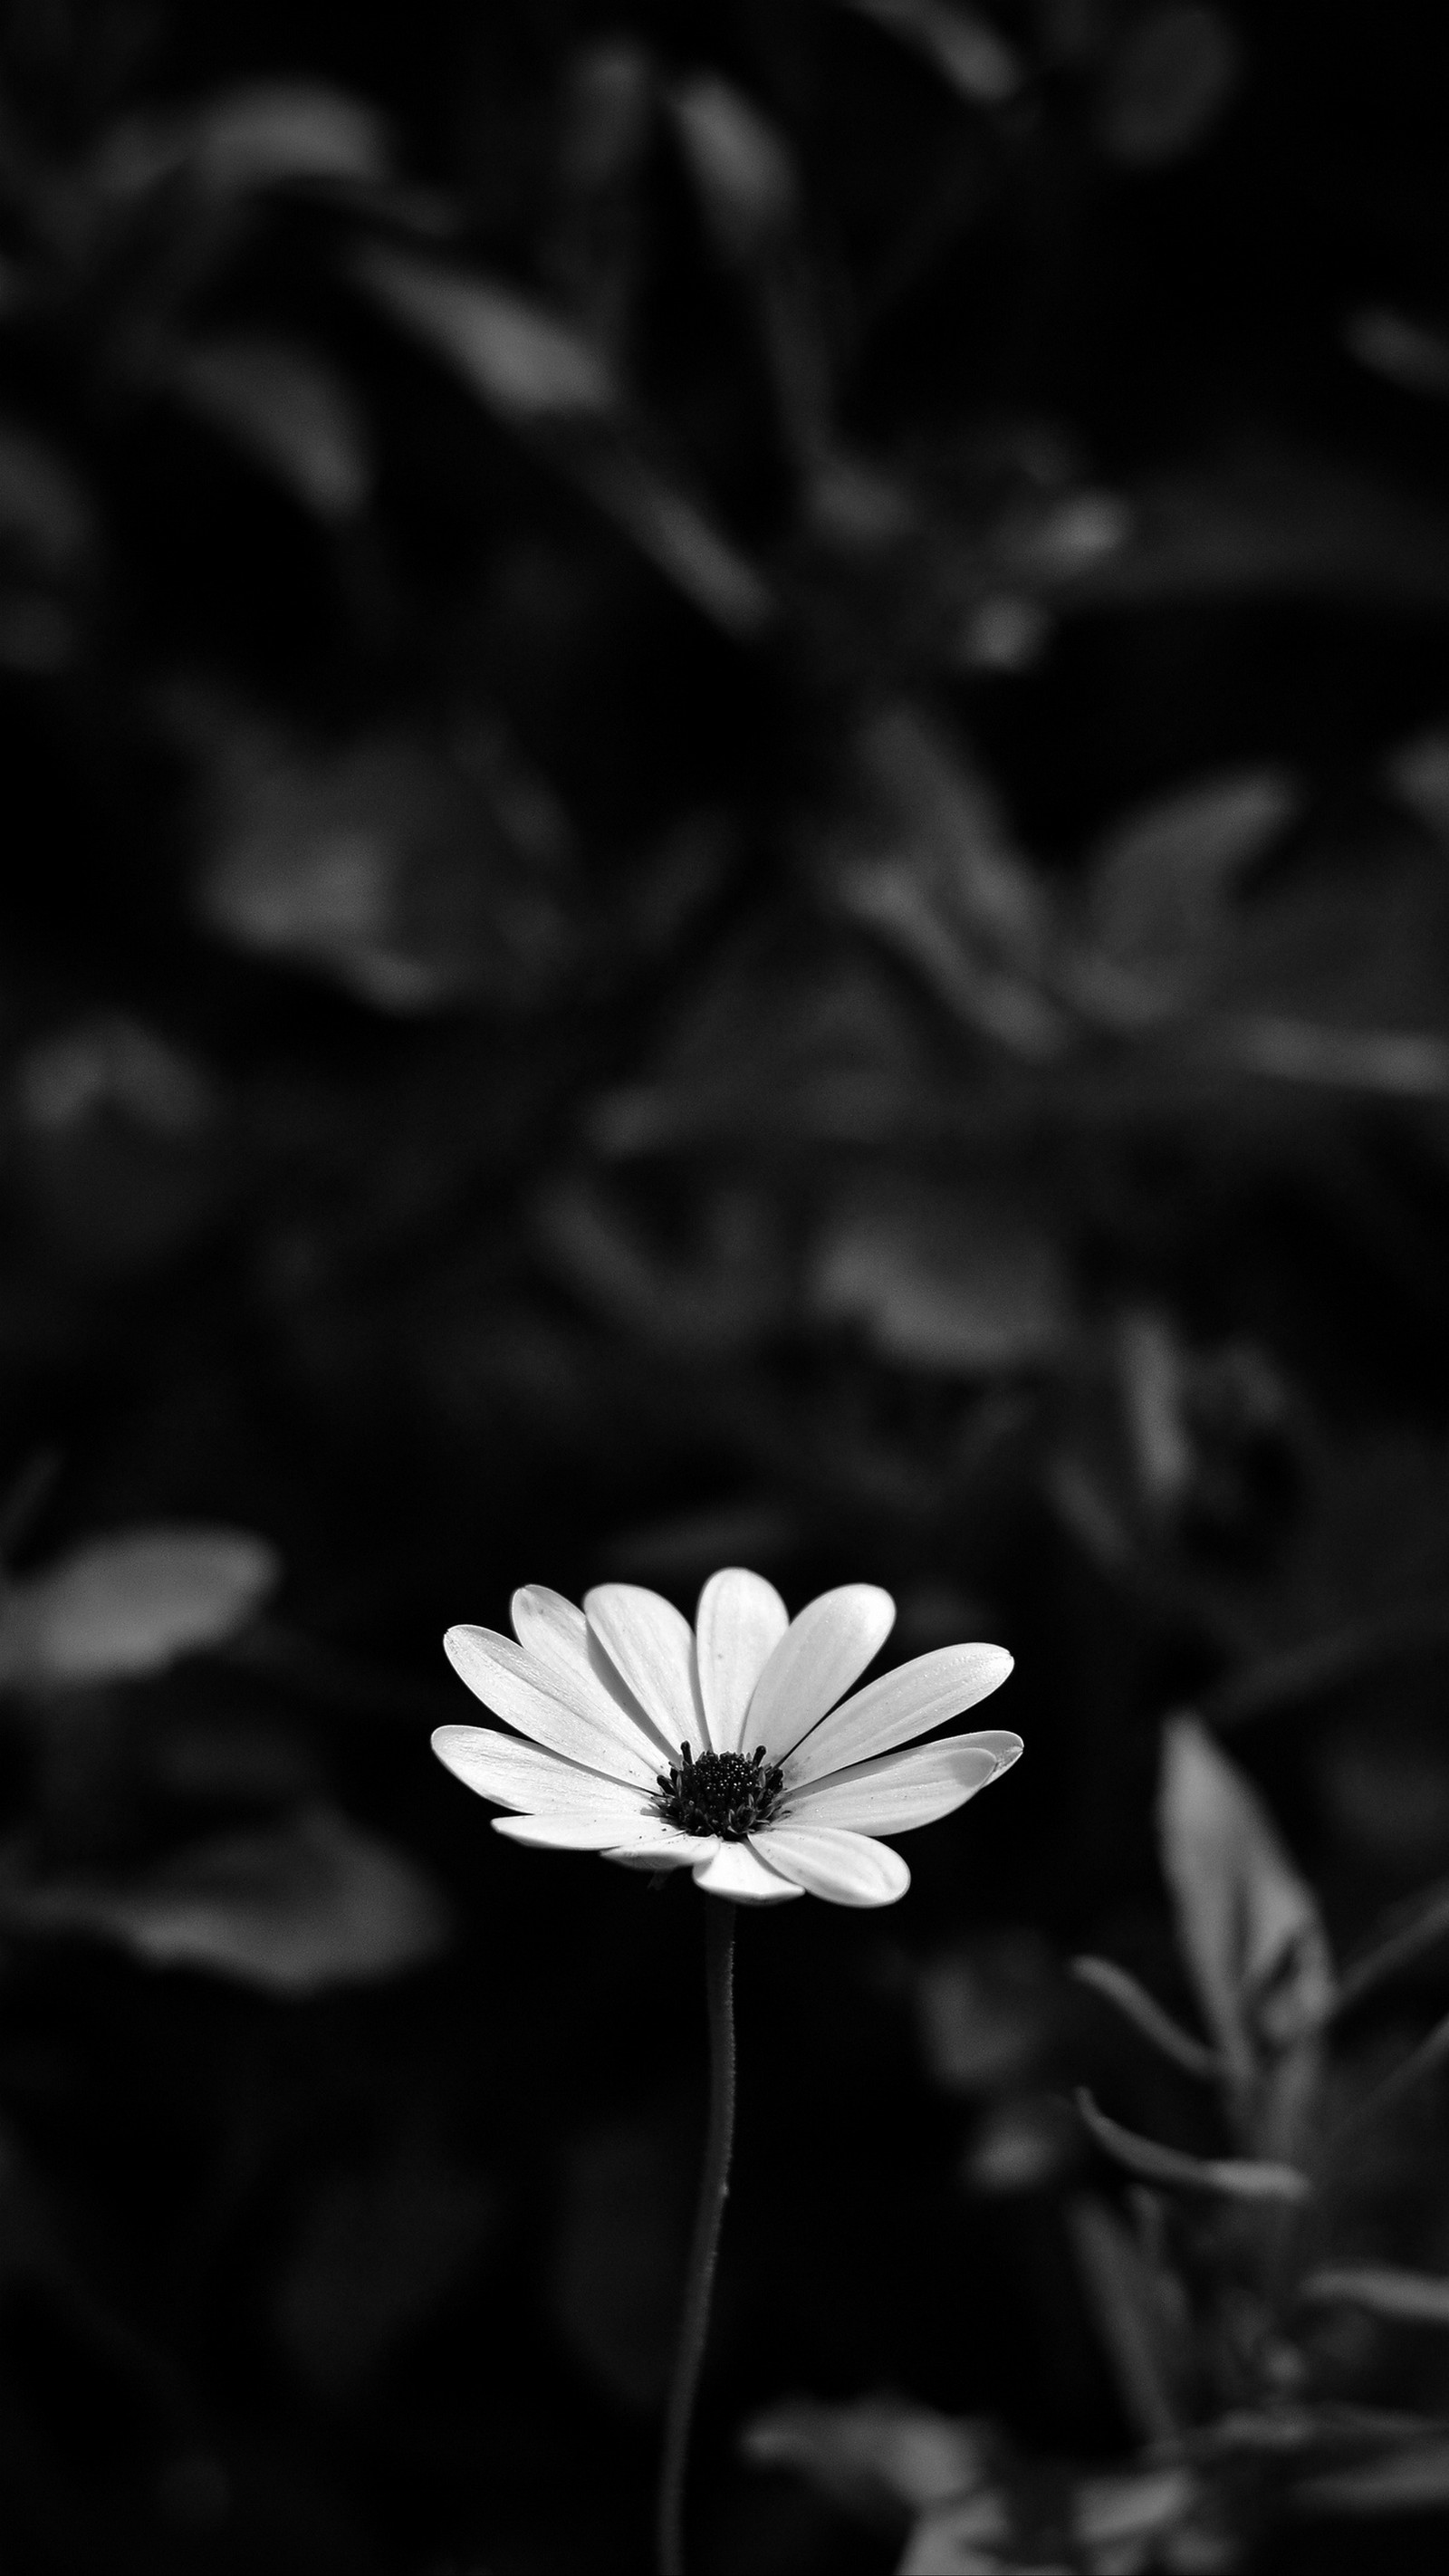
657,1897 -> 737,2576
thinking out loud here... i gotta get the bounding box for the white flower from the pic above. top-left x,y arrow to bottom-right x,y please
434,1570 -> 1021,1908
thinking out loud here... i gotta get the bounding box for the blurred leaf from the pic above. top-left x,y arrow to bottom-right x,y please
18,1016 -> 214,1138
189,714 -> 576,1014
914,1929 -> 1060,2093
547,2112 -> 688,2411
1300,2265 -> 1449,2329
962,2091 -> 1082,2193
355,245 -> 772,633
0,1526 -> 279,1687
843,0 -> 1025,106
1094,5 -> 1241,167
1336,1879 -> 1449,2014
1072,2464 -> 1200,2559
1066,2196 -> 1185,2441
896,2491 -> 1017,2575
117,82 -> 393,196
1076,440 -> 1449,610
168,336 -> 372,520
574,443 -> 774,635
1292,2438 -> 1449,2514
1076,2090 -> 1311,2200
1074,768 -> 1300,1024
0,1802 -> 450,1994
535,1171 -> 787,1353
1071,1956 -> 1222,2079
669,75 -> 798,262
275,2126 -> 495,2396
0,421 -> 93,671
355,245 -> 619,424
830,705 -> 1067,1058
743,2393 -> 993,2518
1157,1716 -> 1334,2090
811,1173 -> 1070,1372
1346,309 -> 1449,402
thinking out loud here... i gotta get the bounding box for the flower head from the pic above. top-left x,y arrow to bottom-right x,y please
434,1571 -> 1021,1907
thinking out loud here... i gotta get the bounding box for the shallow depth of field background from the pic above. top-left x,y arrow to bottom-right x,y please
4,3 -> 1449,2571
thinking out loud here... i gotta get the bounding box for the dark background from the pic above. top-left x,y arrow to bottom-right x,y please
3,2 -> 1449,2569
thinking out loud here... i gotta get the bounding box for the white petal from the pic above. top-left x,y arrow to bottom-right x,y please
432,1723 -> 644,1818
691,1841 -> 804,1904
782,1732 -> 1021,1832
757,1824 -> 911,1908
787,1642 -> 1013,1785
510,1584 -> 679,1762
444,1625 -> 659,1786
744,1584 -> 896,1761
695,1568 -> 790,1753
584,1583 -> 706,1753
600,1830 -> 708,1873
494,1808 -> 658,1850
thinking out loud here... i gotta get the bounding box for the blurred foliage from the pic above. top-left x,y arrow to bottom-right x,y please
3,0 -> 1449,2569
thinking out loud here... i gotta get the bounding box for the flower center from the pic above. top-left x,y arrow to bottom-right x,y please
653,1745 -> 785,1841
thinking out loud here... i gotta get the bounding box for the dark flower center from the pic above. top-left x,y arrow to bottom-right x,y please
653,1745 -> 785,1841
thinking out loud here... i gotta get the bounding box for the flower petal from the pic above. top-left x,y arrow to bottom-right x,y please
782,1732 -> 1021,1833
584,1583 -> 707,1753
600,1829 -> 708,1873
757,1824 -> 911,1908
691,1841 -> 804,1904
695,1568 -> 790,1753
510,1584 -> 678,1761
432,1722 -> 643,1818
445,1624 -> 660,1786
494,1808 -> 661,1850
787,1642 -> 1013,1785
745,1584 -> 896,1762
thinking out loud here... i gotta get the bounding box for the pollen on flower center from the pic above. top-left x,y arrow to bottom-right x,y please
653,1744 -> 785,1841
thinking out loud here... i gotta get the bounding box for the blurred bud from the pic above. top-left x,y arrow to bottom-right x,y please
961,2090 -> 1082,2193
1095,5 -> 1241,168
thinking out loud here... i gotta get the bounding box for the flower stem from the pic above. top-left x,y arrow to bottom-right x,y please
657,1897 -> 737,2576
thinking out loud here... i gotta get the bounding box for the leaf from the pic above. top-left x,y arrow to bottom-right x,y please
844,0 -> 1025,106
1071,1956 -> 1223,2080
168,336 -> 372,520
354,246 -> 772,636
1346,309 -> 1449,403
914,1929 -> 1059,2094
354,245 -> 619,425
574,445 -> 773,637
963,2091 -> 1081,2194
1336,1881 -> 1449,2014
1066,2196 -> 1185,2442
1300,2266 -> 1449,2329
187,82 -> 392,191
274,2125 -> 495,2396
0,1527 -> 279,1687
0,1803 -> 450,1994
1094,5 -> 1241,168
742,2394 -> 993,2517
191,716 -> 577,1014
1072,2463 -> 1199,2553
1157,1716 -> 1334,2088
811,1174 -> 1070,1373
1077,768 -> 1300,1023
1292,2439 -> 1449,2515
896,2490 -> 1015,2574
1076,2091 -> 1311,2202
830,706 -> 1067,1058
546,2113 -> 688,2411
669,76 -> 798,262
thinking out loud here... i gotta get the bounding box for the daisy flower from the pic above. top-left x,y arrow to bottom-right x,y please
434,1568 -> 1021,1907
